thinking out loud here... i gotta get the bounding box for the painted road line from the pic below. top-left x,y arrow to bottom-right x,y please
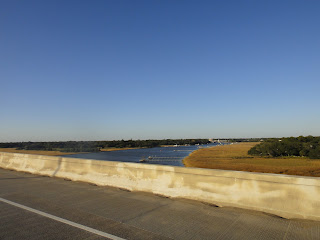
0,197 -> 126,240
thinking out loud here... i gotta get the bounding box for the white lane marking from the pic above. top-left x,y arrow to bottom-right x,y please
0,197 -> 126,240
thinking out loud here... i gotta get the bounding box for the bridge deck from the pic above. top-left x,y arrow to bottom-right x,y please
0,168 -> 319,240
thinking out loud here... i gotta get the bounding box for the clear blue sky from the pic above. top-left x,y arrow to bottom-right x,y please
1,0 -> 319,141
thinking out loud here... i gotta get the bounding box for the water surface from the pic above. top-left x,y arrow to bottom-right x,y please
64,143 -> 221,167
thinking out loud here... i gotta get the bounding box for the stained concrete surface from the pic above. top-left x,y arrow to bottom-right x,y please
0,168 -> 319,240
3,151 -> 320,221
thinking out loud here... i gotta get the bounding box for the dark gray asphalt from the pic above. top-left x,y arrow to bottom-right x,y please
0,168 -> 320,240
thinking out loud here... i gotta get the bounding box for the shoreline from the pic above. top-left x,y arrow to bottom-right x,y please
0,147 -> 145,156
0,148 -> 83,156
100,147 -> 143,152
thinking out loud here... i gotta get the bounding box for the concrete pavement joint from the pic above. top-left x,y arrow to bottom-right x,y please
122,203 -> 171,223
282,221 -> 291,240
216,213 -> 244,240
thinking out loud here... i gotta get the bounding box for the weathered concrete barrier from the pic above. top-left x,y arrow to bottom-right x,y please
1,151 -> 320,221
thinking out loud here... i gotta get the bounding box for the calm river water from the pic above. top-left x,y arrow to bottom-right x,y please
63,143 -> 221,167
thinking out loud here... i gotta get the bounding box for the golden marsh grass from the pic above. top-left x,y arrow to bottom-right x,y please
183,142 -> 320,177
0,148 -> 80,156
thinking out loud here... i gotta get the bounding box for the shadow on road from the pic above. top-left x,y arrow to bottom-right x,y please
0,177 -> 44,180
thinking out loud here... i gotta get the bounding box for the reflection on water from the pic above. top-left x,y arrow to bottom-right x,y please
63,143 -> 221,167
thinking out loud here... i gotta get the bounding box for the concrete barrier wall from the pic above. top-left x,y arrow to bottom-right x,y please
1,151 -> 320,221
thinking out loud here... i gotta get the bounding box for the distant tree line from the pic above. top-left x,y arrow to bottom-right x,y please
248,136 -> 320,159
229,138 -> 269,142
0,139 -> 211,153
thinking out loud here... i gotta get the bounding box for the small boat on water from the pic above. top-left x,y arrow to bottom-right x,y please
140,156 -> 153,162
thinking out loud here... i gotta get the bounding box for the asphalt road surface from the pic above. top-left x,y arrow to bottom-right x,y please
1,168 -> 320,240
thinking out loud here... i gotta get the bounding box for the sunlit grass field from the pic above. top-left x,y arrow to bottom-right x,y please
0,147 -> 138,155
100,147 -> 141,151
183,142 -> 320,177
0,148 -> 79,156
